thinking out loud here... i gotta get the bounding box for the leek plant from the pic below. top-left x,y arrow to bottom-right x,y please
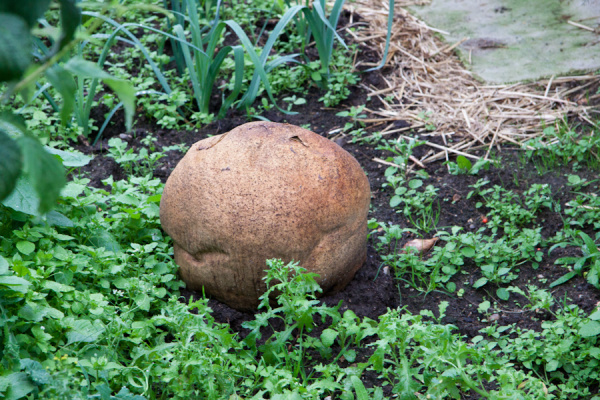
280,0 -> 395,86
301,0 -> 348,84
165,0 -> 305,116
171,0 -> 244,118
24,9 -> 174,142
162,0 -> 395,115
161,0 -> 218,76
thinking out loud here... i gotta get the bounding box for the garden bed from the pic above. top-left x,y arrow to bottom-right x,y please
2,1 -> 600,399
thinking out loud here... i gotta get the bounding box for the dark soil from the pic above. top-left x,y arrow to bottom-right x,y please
72,15 -> 600,396
80,78 -> 600,332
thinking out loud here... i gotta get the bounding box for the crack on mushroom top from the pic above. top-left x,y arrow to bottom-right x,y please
289,135 -> 308,147
196,133 -> 228,151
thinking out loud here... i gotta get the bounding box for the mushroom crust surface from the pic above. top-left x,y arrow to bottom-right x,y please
160,122 -> 371,310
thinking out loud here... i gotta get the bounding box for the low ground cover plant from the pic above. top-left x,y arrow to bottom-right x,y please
1,0 -> 600,399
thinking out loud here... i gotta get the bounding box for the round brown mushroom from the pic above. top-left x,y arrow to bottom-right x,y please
159,122 -> 370,310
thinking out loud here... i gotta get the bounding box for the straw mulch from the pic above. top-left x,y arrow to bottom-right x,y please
344,0 -> 600,164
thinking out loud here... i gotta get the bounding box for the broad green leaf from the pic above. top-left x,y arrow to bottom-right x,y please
473,277 -> 488,288
0,111 -> 29,135
350,376 -> 369,400
153,287 -> 167,298
88,229 -> 121,252
344,348 -> 357,362
46,306 -> 64,319
587,266 -> 599,289
567,174 -> 582,185
0,377 -> 10,394
135,293 -> 151,311
580,231 -> 599,255
549,271 -> 577,288
18,135 -> 66,214
12,263 -> 30,277
369,346 -> 385,371
45,65 -> 76,125
64,58 -> 135,131
60,181 -> 86,199
456,155 -> 472,171
18,302 -> 49,322
1,176 -> 39,215
54,233 -> 74,241
546,359 -> 559,372
113,386 -> 146,400
478,300 -> 491,313
153,263 -> 170,275
16,240 -> 35,255
496,287 -> 510,301
0,275 -> 32,293
573,257 -> 587,272
0,255 -> 8,274
115,193 -> 139,205
0,129 -> 22,201
0,372 -> 35,400
446,282 -> 456,292
390,195 -> 402,208
320,328 -> 338,347
147,194 -> 162,203
43,280 -> 74,293
461,247 -> 475,257
20,359 -> 51,385
56,0 -> 81,50
395,186 -> 407,196
64,57 -> 114,80
45,210 -> 74,227
408,179 -> 423,189
113,277 -> 129,290
102,79 -> 135,132
0,0 -> 52,28
66,319 -> 105,344
0,13 -> 32,82
589,309 -> 600,320
579,320 -> 600,337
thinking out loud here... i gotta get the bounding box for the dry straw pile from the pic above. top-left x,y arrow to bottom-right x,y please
345,0 -> 600,165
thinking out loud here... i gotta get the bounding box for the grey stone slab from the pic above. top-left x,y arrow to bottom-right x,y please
409,0 -> 600,83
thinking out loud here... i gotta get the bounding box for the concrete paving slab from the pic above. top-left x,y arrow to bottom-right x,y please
409,0 -> 600,83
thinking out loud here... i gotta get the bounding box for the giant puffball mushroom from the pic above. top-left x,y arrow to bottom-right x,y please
159,122 -> 371,311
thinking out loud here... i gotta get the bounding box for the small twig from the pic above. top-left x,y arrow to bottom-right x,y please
484,123 -> 502,160
399,135 -> 481,160
427,37 -> 468,58
394,45 -> 427,66
580,114 -> 600,130
566,204 -> 600,211
544,75 -> 555,98
440,131 -> 450,171
367,86 -> 398,97
567,20 -> 596,32
560,79 -> 599,97
373,157 -> 404,169
461,109 -> 472,130
498,90 -> 575,105
409,155 -> 426,169
416,22 -> 450,35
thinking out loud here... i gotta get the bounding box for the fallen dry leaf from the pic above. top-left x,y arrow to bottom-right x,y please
401,238 -> 439,255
